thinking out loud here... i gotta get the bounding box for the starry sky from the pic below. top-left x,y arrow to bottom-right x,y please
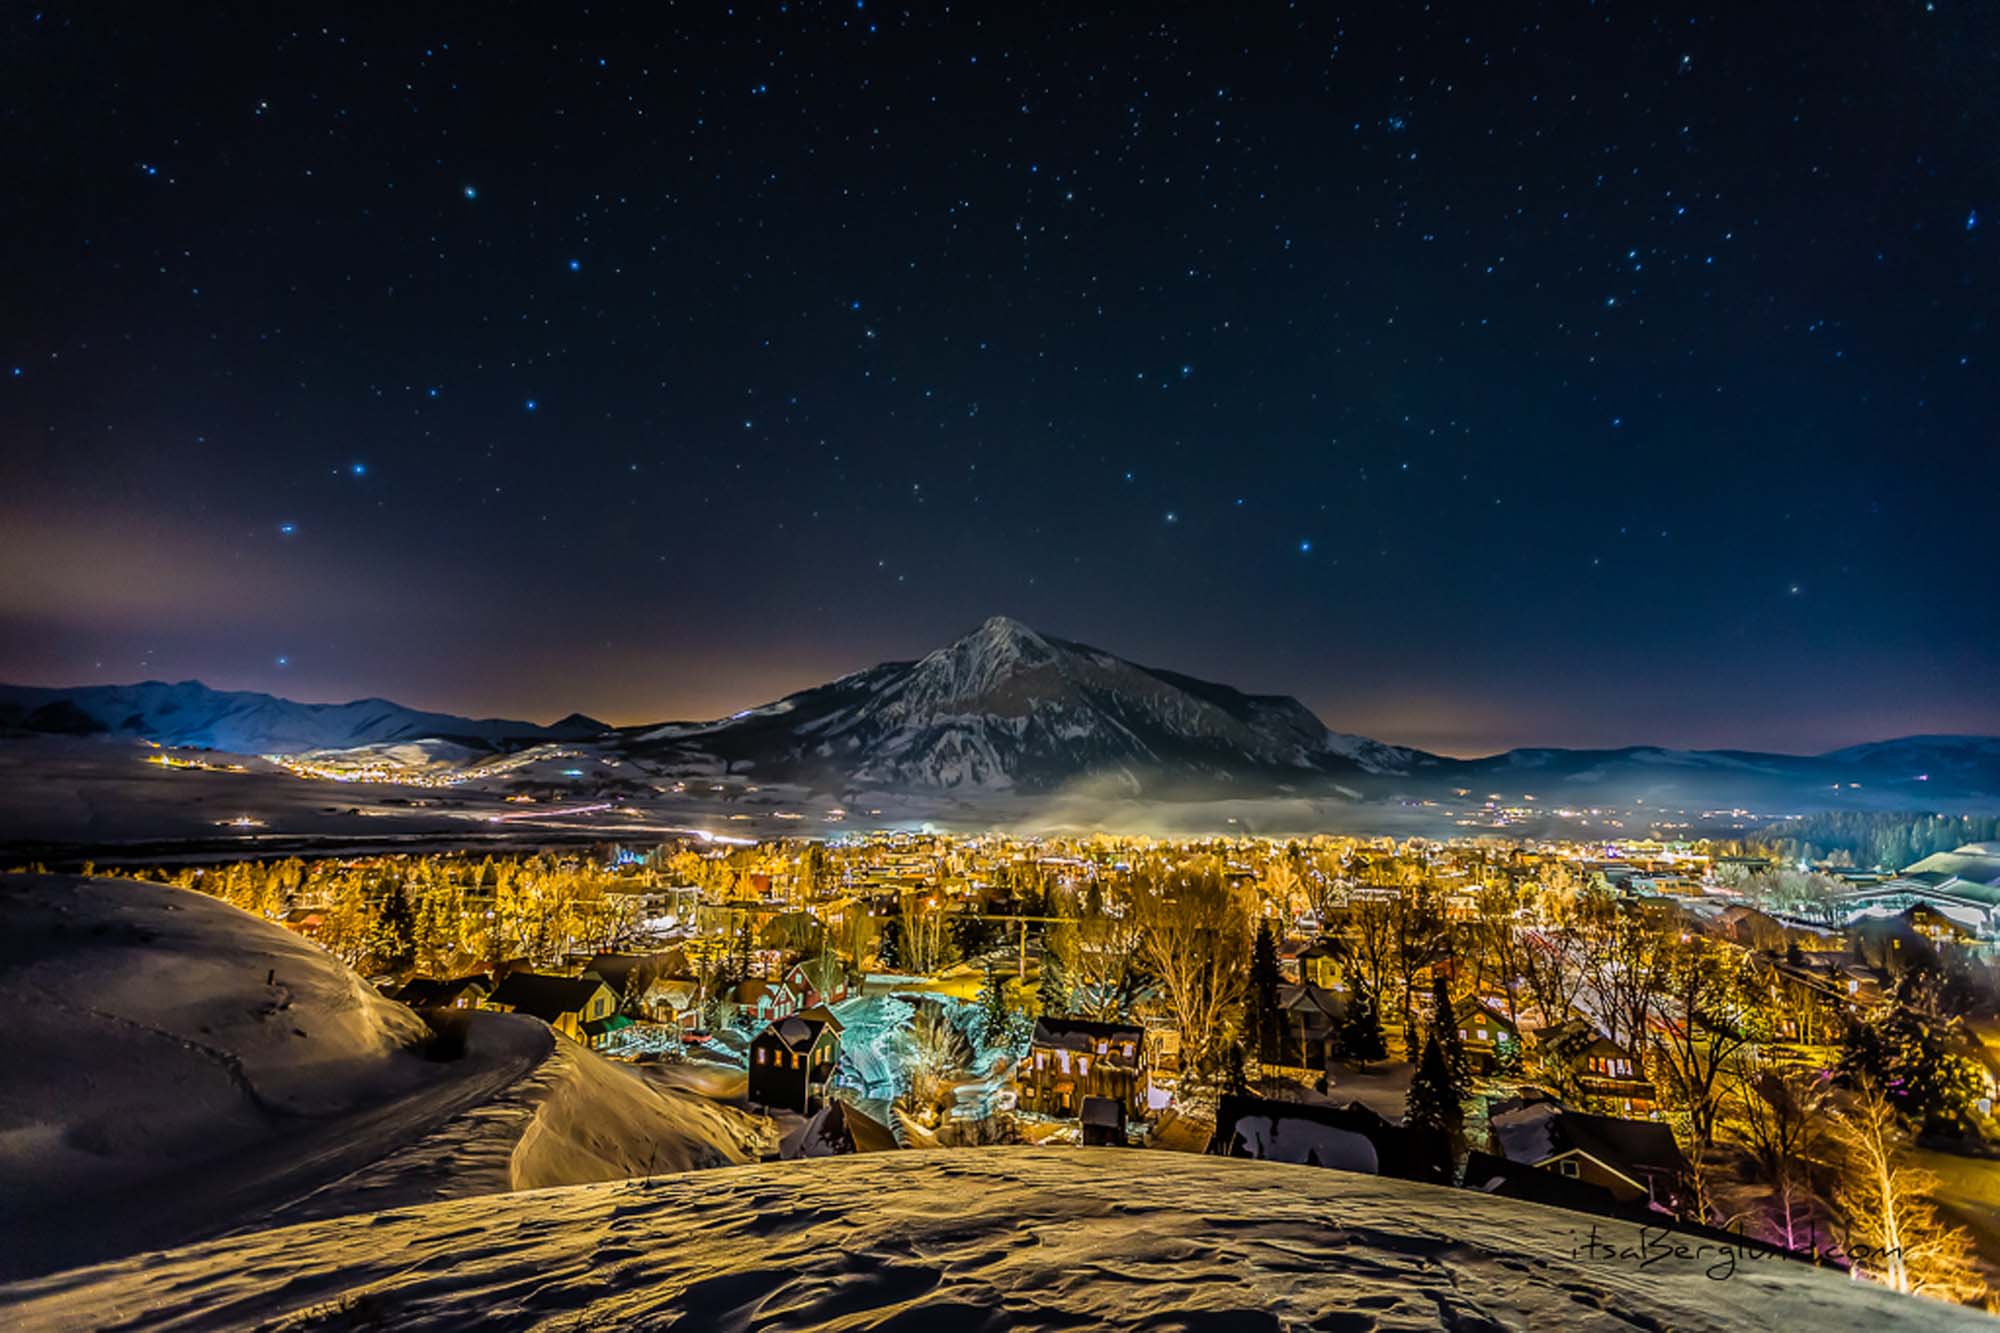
1,3 -> 1995,758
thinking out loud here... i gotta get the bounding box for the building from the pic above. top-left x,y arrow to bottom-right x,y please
485,972 -> 619,1047
1079,1096 -> 1127,1147
1209,1094 -> 1451,1184
1830,843 -> 2000,941
784,954 -> 851,1010
1017,1016 -> 1147,1120
1277,982 -> 1346,1070
1533,1017 -> 1656,1114
390,975 -> 488,1010
749,1008 -> 844,1113
1452,997 -> 1521,1074
1489,1101 -> 1689,1214
732,977 -> 800,1025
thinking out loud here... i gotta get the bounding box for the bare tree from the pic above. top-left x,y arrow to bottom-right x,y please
1833,1080 -> 1988,1305
1129,860 -> 1251,1075
1735,1067 -> 1834,1253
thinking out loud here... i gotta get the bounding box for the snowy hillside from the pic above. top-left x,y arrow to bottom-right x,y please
0,681 -> 603,754
0,876 -> 766,1279
1,1149 -> 1978,1331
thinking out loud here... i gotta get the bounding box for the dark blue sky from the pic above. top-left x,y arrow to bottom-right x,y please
1,3 -> 1994,755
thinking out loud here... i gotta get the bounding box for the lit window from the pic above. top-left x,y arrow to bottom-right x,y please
756,1049 -> 766,1064
1477,1029 -> 1488,1042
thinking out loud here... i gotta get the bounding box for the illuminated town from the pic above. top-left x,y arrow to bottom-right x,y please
30,817 -> 1991,1308
4,2 -> 1998,1327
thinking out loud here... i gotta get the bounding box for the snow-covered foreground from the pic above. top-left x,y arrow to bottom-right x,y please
2,1149 -> 1979,1332
0,875 -> 768,1279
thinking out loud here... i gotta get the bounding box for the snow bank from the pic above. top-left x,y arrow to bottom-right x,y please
1,1149 -> 1979,1331
0,874 -> 438,1275
277,1015 -> 772,1224
0,875 -> 767,1279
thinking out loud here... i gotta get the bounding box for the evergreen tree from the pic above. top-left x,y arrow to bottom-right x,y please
878,915 -> 904,970
1246,918 -> 1284,1065
1341,984 -> 1388,1069
1036,940 -> 1070,1015
1222,1039 -> 1250,1096
978,963 -> 1012,1052
1432,966 -> 1468,1084
1405,1026 -> 1466,1154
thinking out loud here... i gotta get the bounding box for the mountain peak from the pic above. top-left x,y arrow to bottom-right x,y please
967,614 -> 1047,648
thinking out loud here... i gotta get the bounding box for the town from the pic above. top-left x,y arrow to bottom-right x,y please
58,814 -> 2000,1307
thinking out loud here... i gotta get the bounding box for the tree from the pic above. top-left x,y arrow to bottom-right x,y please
1842,1003 -> 1985,1136
1735,1067 -> 1833,1253
1035,940 -> 1071,1015
1129,861 -> 1251,1076
903,1004 -> 972,1118
1649,935 -> 1761,1217
1049,882 -> 1145,1021
1832,1081 -> 1988,1305
1342,984 -> 1388,1069
1405,1027 -> 1465,1159
1246,918 -> 1284,1065
978,963 -> 1012,1052
1431,966 -> 1468,1085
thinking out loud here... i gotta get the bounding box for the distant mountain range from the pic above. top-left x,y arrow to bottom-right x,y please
0,681 -> 605,755
5,617 -> 1997,812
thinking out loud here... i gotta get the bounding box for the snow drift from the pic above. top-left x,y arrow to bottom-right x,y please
0,875 -> 766,1279
0,1149 -> 1978,1331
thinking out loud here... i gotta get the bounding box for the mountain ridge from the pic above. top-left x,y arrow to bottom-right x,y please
4,617 -> 1997,807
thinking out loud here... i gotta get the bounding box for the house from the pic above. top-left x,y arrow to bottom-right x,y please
485,972 -> 620,1047
732,977 -> 800,1026
1490,1101 -> 1689,1214
1079,1095 -> 1128,1147
1277,982 -> 1346,1069
1209,1094 -> 1451,1185
583,953 -> 665,1010
391,975 -> 489,1010
1534,1017 -> 1656,1114
1018,1016 -> 1147,1121
1452,997 -> 1521,1074
749,1007 -> 845,1113
1296,939 -> 1342,989
644,975 -> 705,1031
784,954 -> 851,1010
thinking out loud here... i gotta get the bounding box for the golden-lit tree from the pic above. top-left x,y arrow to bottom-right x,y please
1833,1080 -> 1988,1305
1129,859 -> 1251,1074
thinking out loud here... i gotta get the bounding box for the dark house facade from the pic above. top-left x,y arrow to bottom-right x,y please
748,1008 -> 844,1113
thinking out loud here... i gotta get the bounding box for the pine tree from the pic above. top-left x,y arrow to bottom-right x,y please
1432,966 -> 1468,1085
978,963 -> 1011,1052
1246,918 -> 1283,1065
1405,1026 -> 1465,1153
1036,940 -> 1070,1015
1342,984 -> 1387,1069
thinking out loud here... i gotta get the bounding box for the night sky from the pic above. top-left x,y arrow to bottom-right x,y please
2,4 -> 1994,757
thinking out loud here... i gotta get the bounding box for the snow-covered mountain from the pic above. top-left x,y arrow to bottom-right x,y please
0,680 -> 605,754
5,621 -> 1998,808
632,616 -> 1429,792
